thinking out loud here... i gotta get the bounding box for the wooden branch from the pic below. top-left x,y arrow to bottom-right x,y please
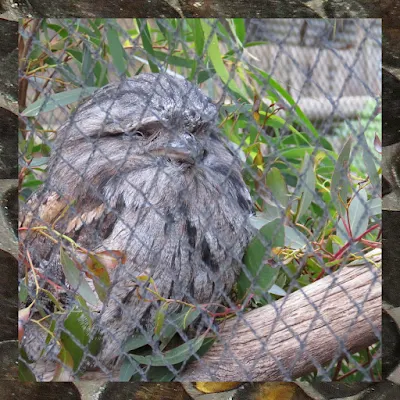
179,264 -> 382,381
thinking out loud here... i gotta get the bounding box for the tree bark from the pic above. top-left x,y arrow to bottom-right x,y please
179,264 -> 381,381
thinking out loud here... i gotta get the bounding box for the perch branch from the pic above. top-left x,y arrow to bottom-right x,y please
179,263 -> 381,381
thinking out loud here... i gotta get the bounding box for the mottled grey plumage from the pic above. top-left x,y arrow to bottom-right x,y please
21,73 -> 253,375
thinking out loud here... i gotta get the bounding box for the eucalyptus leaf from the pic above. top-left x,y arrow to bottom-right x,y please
60,247 -> 98,306
106,25 -> 127,75
295,152 -> 316,221
253,67 -> 319,139
130,335 -> 206,366
119,355 -> 141,381
284,226 -> 308,250
239,218 -> 284,299
363,148 -> 380,190
331,137 -> 352,217
19,281 -> 28,303
160,307 -> 201,349
61,309 -> 91,371
137,20 -> 159,73
335,218 -> 349,252
146,366 -> 176,382
123,332 -> 151,352
28,157 -> 50,167
154,303 -> 169,336
19,359 -> 37,382
82,43 -> 94,86
368,197 -> 381,216
280,147 -> 335,161
232,18 -> 246,44
249,208 -> 281,230
188,19 -> 204,57
266,167 -> 289,208
348,188 -> 368,238
22,88 -> 98,117
201,20 -> 248,102
268,284 -> 287,297
56,345 -> 74,374
152,50 -> 195,69
63,309 -> 90,345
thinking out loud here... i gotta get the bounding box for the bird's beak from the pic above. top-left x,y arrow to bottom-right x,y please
151,133 -> 202,165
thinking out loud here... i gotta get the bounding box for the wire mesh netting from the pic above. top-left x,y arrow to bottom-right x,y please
18,18 -> 382,382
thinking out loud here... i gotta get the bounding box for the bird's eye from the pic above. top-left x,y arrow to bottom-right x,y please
133,130 -> 145,138
124,130 -> 145,138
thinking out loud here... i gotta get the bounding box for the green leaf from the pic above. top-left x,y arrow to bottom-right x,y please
130,334 -> 206,366
266,167 -> 289,208
19,360 -> 37,382
331,137 -> 352,217
280,147 -> 335,161
348,188 -> 369,238
363,147 -> 380,190
137,20 -> 159,73
194,336 -> 216,359
154,303 -> 168,336
200,20 -> 248,102
92,280 -> 107,303
268,284 -> 286,297
239,219 -> 284,299
66,49 -> 83,63
368,198 -> 381,216
46,23 -> 69,39
155,20 -> 171,45
87,254 -> 112,303
123,332 -> 150,352
56,345 -> 74,374
284,226 -> 308,250
28,157 -> 50,167
22,179 -> 43,188
88,332 -> 103,357
63,310 -> 90,344
44,319 -> 57,346
249,209 -> 281,230
82,43 -> 94,86
22,88 -> 98,117
94,61 -> 109,87
41,54 -> 82,86
152,50 -> 195,68
19,281 -> 28,303
88,19 -> 102,37
119,355 -> 141,381
59,247 -> 98,306
159,307 -> 201,349
197,69 -> 216,84
61,309 -> 91,371
295,152 -> 316,221
188,19 -> 205,57
232,18 -> 246,44
253,67 -> 319,139
281,132 -> 311,147
258,218 -> 285,248
146,366 -> 176,382
334,218 -> 349,252
106,25 -> 127,75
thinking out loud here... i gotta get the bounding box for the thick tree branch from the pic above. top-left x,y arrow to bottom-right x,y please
179,264 -> 381,381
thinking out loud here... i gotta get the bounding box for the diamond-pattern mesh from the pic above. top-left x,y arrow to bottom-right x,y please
18,18 -> 381,382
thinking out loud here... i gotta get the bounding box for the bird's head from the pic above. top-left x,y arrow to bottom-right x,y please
50,73 -> 251,217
